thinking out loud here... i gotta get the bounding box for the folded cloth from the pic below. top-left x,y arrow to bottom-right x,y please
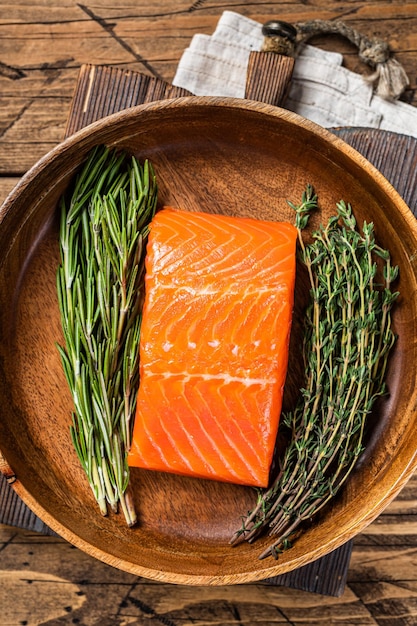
173,11 -> 417,137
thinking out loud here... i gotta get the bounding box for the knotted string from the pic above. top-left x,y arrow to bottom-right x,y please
261,19 -> 409,101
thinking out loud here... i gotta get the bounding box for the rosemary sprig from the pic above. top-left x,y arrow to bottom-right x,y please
56,145 -> 157,525
231,185 -> 399,559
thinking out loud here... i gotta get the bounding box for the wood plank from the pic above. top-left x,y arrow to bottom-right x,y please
354,517 -> 417,547
0,1 -> 416,174
348,581 -> 417,625
3,518 -> 414,624
6,519 -> 416,624
122,583 -> 376,625
1,1 -> 417,622
0,523 -> 378,626
349,546 -> 417,583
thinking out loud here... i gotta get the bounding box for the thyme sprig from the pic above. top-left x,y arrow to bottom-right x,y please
231,185 -> 399,559
56,145 -> 157,525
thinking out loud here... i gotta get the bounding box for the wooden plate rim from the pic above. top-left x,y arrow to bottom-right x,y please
1,97 -> 417,585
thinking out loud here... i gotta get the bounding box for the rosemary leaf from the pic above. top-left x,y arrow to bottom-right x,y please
57,145 -> 157,525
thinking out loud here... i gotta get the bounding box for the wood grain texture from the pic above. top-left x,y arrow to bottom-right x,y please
1,61 -> 353,598
1,62 -> 352,599
245,52 -> 295,105
1,1 -> 417,174
1,521 -> 416,625
1,96 -> 417,587
65,65 -> 191,136
1,1 -> 417,622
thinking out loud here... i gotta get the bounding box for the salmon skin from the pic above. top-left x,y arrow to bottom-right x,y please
128,207 -> 297,487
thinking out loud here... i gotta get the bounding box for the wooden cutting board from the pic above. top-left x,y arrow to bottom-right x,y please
1,62 -> 417,597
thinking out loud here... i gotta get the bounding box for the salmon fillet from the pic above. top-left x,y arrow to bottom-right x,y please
128,208 -> 297,487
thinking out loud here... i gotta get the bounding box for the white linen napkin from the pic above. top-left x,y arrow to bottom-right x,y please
173,11 -> 417,137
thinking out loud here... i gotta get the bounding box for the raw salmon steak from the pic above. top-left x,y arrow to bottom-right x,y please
128,207 -> 297,487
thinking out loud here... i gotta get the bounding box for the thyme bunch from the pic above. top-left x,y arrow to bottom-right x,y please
56,145 -> 157,525
231,185 -> 399,559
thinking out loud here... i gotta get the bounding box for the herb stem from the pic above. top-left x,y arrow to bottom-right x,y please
57,145 -> 157,524
231,186 -> 398,559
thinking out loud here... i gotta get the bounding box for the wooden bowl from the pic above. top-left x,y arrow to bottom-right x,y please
1,97 -> 417,585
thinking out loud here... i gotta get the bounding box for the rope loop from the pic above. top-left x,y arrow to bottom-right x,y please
261,18 -> 409,100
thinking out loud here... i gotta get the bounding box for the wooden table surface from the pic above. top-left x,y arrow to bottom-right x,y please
1,2 -> 417,624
